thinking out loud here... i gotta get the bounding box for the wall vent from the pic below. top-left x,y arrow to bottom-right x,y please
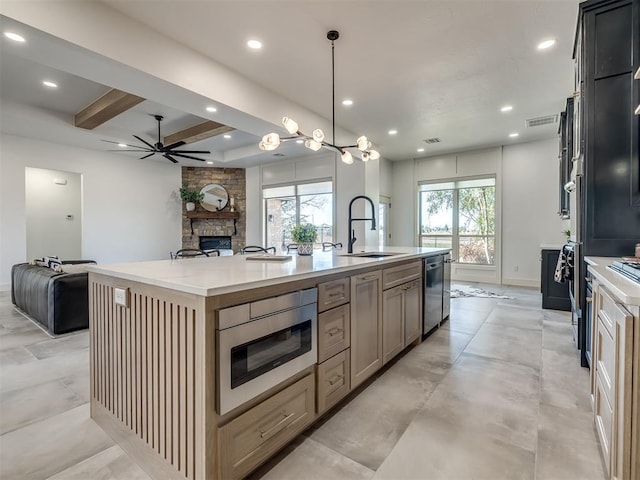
525,114 -> 558,128
423,137 -> 441,144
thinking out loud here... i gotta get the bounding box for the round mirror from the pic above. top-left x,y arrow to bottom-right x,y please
200,183 -> 229,211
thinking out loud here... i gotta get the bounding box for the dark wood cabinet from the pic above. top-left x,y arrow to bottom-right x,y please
577,0 -> 640,256
572,0 -> 640,367
541,249 -> 571,311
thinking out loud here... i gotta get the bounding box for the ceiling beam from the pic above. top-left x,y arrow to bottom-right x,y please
164,120 -> 234,145
74,89 -> 145,130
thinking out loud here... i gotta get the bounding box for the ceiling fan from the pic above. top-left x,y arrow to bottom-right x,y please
103,115 -> 210,163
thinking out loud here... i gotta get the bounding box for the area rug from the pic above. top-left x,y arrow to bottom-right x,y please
450,284 -> 514,299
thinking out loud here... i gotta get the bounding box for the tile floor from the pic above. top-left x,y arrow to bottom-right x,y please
0,284 -> 606,480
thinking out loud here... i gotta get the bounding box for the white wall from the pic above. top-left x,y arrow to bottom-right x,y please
25,167 -> 82,260
0,133 -> 182,287
391,139 -> 564,286
502,138 -> 567,286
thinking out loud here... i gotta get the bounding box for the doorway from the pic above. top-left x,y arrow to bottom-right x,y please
25,167 -> 82,261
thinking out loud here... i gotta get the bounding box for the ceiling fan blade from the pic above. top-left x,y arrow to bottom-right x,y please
140,152 -> 155,159
108,149 -> 154,152
163,140 -> 186,150
170,152 -> 207,162
163,153 -> 179,164
169,149 -> 211,154
133,135 -> 156,150
101,140 -> 148,150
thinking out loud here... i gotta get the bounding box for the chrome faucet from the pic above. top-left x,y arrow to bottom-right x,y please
348,195 -> 377,253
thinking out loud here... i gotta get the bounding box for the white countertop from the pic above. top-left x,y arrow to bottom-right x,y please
585,256 -> 640,306
87,247 -> 448,297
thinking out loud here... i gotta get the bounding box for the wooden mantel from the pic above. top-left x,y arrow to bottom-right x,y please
184,210 -> 239,235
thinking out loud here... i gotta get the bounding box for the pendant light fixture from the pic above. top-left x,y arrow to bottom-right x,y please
259,30 -> 380,164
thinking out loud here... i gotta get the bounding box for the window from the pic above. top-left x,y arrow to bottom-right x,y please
419,177 -> 495,265
263,181 -> 333,252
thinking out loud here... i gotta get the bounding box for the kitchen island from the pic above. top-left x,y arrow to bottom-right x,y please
87,247 -> 447,480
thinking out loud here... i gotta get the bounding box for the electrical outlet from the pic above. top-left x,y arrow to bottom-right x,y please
114,287 -> 129,307
513,265 -> 519,272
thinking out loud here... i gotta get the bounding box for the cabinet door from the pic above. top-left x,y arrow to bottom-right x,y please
382,285 -> 404,365
404,280 -> 422,345
350,271 -> 382,389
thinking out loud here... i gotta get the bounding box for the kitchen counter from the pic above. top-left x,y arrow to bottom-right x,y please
585,256 -> 640,306
87,246 -> 447,297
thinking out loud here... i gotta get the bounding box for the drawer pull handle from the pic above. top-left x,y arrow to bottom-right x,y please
327,291 -> 343,298
327,327 -> 343,336
361,275 -> 378,281
328,374 -> 345,386
260,411 -> 296,439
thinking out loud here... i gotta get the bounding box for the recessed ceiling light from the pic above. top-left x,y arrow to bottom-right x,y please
206,161 -> 214,165
537,39 -> 556,50
500,105 -> 513,112
223,134 -> 232,139
388,129 -> 398,135
296,139 -> 304,144
509,132 -> 519,138
42,80 -> 58,88
247,39 -> 262,49
118,143 -> 127,147
206,106 -> 217,113
342,99 -> 353,106
417,148 -> 425,152
4,32 -> 25,43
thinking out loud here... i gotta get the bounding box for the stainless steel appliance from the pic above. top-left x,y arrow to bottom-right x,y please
423,255 -> 444,334
443,253 -> 452,321
609,261 -> 640,284
217,289 -> 317,415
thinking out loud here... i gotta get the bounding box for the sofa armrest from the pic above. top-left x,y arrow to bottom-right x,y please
48,273 -> 90,334
11,263 -> 60,327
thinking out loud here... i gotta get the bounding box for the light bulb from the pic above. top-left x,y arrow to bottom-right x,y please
312,129 -> 325,143
341,150 -> 353,165
260,133 -> 280,151
356,136 -> 371,151
362,152 -> 370,162
368,150 -> 381,161
282,117 -> 299,134
304,139 -> 322,151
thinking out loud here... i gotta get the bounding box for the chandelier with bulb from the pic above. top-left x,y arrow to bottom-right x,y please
259,30 -> 380,165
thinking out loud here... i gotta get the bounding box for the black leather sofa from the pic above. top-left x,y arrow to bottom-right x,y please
11,260 -> 96,334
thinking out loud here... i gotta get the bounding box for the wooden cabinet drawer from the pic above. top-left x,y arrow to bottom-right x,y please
594,372 -> 613,476
597,286 -> 629,338
595,316 -> 616,403
318,277 -> 350,313
219,373 -> 315,480
382,261 -> 421,290
318,304 -> 350,363
317,349 -> 350,414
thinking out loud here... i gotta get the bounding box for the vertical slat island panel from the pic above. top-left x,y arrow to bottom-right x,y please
89,273 -> 212,480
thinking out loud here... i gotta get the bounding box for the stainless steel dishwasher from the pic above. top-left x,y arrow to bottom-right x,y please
423,255 -> 444,334
442,253 -> 452,321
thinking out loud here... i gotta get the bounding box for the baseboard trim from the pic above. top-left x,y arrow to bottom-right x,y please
502,277 -> 540,288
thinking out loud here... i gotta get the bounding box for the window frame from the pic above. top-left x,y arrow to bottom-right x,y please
262,178 -> 334,250
418,175 -> 496,265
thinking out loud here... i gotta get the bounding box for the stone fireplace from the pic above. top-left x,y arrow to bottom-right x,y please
181,167 -> 246,253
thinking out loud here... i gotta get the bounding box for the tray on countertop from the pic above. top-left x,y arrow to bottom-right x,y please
245,254 -> 292,262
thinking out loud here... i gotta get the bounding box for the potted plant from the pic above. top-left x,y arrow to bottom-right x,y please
563,229 -> 571,242
179,186 -> 204,212
291,224 -> 317,256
